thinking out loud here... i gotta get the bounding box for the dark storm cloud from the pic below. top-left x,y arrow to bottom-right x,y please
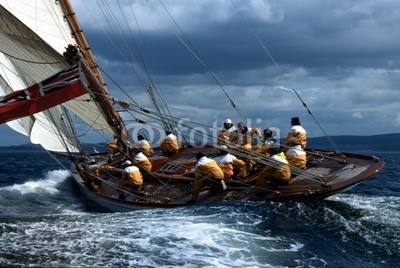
69,0 -> 400,137
81,0 -> 400,76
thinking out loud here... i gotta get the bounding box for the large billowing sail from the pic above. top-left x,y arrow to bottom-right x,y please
0,1 -> 116,152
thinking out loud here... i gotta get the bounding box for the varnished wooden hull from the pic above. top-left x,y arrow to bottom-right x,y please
71,147 -> 384,212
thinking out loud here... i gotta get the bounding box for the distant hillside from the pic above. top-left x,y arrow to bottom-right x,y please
308,133 -> 400,151
0,143 -> 44,152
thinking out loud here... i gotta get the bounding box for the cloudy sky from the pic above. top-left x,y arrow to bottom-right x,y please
1,0 -> 400,145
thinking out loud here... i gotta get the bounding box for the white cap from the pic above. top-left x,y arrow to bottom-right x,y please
225,119 -> 232,124
220,145 -> 228,151
123,160 -> 131,165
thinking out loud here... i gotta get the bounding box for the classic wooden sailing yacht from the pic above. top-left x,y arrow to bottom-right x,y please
0,1 -> 384,212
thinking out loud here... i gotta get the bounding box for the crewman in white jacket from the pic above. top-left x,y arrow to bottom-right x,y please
285,117 -> 307,148
189,153 -> 225,202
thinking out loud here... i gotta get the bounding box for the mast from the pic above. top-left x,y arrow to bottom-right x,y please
58,0 -> 104,85
58,0 -> 130,146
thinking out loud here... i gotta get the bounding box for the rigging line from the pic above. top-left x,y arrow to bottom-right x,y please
103,0 -> 172,123
102,105 -> 325,183
80,166 -> 154,201
59,106 -> 85,153
226,148 -> 326,183
82,2 -> 166,121
132,106 -> 317,176
126,1 -> 175,125
124,110 -> 186,135
0,50 -> 66,65
129,106 -> 340,182
44,0 -> 72,44
75,112 -> 105,138
127,0 -> 169,112
81,1 -> 148,97
112,0 -> 158,90
127,1 -> 157,82
80,153 -> 184,198
230,0 -> 341,153
95,65 -> 140,108
142,1 -> 202,130
45,150 -> 69,170
33,108 -> 81,155
151,0 -> 245,120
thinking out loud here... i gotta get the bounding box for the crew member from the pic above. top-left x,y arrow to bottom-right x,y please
83,159 -> 116,193
118,160 -> 143,200
255,149 -> 291,193
217,119 -> 236,144
234,122 -> 261,149
189,153 -> 225,202
160,131 -> 181,155
285,117 -> 307,149
133,150 -> 152,173
106,135 -> 123,154
254,128 -> 277,155
285,137 -> 307,169
213,145 -> 245,178
136,134 -> 153,156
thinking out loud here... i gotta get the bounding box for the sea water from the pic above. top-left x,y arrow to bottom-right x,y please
0,147 -> 399,267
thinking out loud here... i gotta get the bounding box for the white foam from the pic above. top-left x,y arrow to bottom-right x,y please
0,169 -> 73,215
4,169 -> 71,195
0,204 -> 327,267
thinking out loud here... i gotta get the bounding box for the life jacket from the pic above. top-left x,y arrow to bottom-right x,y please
285,125 -> 307,148
161,134 -> 180,154
214,153 -> 245,178
286,145 -> 307,169
195,157 -> 225,180
134,152 -> 152,172
122,165 -> 143,187
136,140 -> 153,156
266,152 -> 291,182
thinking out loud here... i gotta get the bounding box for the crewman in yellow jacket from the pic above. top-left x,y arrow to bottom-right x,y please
285,117 -> 307,149
285,137 -> 307,169
106,135 -> 123,153
213,145 -> 245,178
133,150 -> 152,173
160,131 -> 181,155
234,122 -> 262,149
255,150 -> 291,193
84,160 -> 116,193
189,153 -> 225,202
136,134 -> 153,156
217,119 -> 237,144
253,128 -> 277,155
118,160 -> 143,200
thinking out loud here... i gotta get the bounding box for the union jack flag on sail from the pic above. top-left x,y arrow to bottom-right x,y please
0,64 -> 88,124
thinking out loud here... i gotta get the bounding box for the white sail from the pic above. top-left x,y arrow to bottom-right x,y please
0,53 -> 28,136
0,0 -> 115,134
0,51 -> 81,152
0,0 -> 114,152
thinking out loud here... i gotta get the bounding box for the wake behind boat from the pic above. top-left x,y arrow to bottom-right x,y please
0,1 -> 384,212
